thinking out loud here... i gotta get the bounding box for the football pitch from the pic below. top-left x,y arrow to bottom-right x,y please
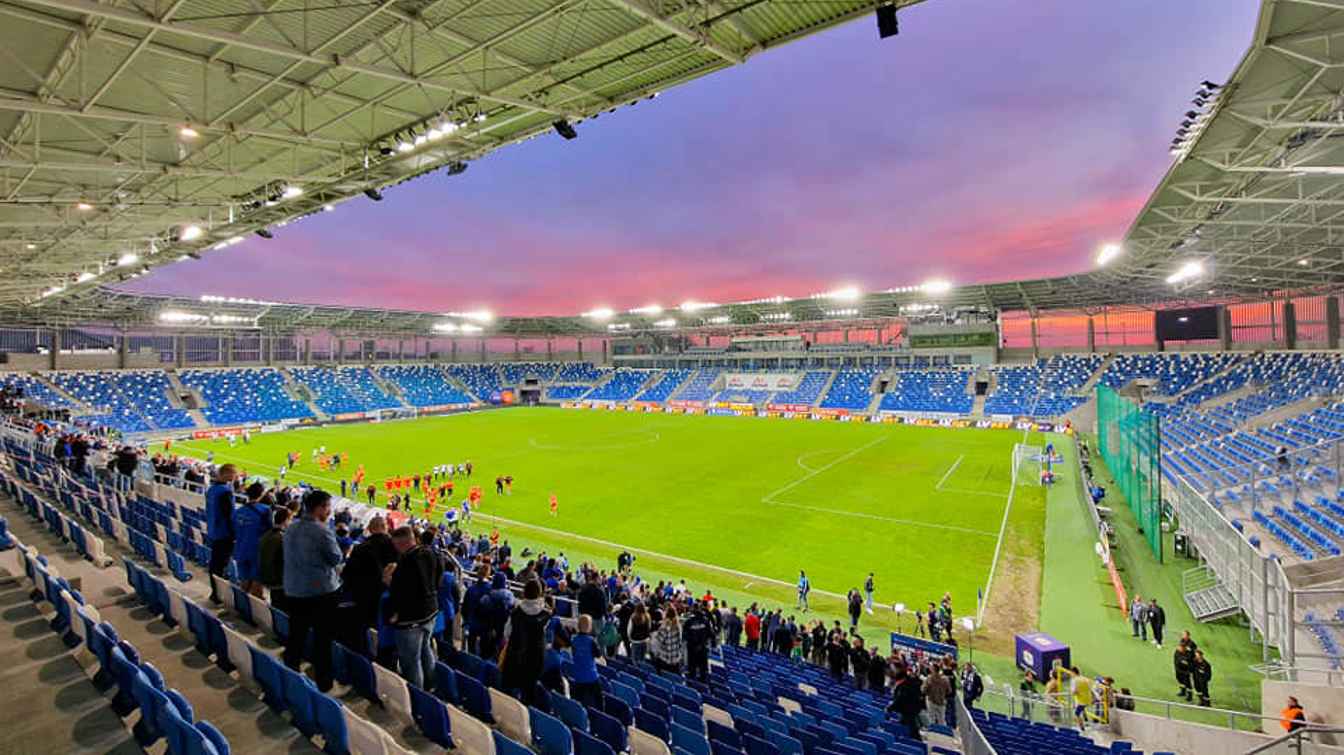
178,407 -> 1044,639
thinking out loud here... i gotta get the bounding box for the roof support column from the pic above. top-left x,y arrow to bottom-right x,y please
1086,316 -> 1095,353
577,338 -> 584,362
222,335 -> 232,366
1218,307 -> 1232,352
478,339 -> 485,363
175,334 -> 185,369
117,330 -> 128,369
1283,300 -> 1297,350
264,335 -> 274,366
547,339 -> 553,361
49,328 -> 59,370
1029,317 -> 1039,360
1327,297 -> 1340,350
302,338 -> 310,365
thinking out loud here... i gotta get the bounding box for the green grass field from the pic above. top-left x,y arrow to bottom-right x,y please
178,407 -> 1035,633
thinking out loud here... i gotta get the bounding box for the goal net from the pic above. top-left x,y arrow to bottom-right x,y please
1013,443 -> 1044,486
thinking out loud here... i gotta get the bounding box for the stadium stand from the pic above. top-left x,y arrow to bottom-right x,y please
48,370 -> 195,433
1,372 -> 81,410
289,366 -> 402,414
180,368 -> 313,425
675,369 -> 723,402
635,369 -> 692,402
447,364 -> 506,401
878,369 -> 973,415
378,364 -> 475,407
586,369 -> 655,402
502,362 -> 560,383
984,355 -> 1101,417
768,370 -> 831,407
556,363 -> 609,383
819,369 -> 880,411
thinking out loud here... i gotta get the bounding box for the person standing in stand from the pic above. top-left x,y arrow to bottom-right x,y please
205,464 -> 239,605
282,490 -> 343,692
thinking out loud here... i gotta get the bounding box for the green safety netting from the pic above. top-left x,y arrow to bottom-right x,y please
1097,385 -> 1163,562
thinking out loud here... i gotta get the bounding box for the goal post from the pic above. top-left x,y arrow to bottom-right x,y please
1013,443 -> 1044,486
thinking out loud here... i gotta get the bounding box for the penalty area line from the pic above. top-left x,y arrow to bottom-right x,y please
763,435 -> 889,504
934,454 -> 964,491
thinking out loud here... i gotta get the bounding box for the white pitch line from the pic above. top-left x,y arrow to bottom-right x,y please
937,486 -> 1010,499
935,454 -> 965,491
771,500 -> 998,537
976,439 -> 1030,625
762,435 -> 890,504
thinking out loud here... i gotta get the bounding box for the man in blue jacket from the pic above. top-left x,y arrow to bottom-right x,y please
283,489 -> 343,691
205,464 -> 239,604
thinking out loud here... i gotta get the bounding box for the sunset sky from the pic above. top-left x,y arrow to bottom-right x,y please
128,0 -> 1262,316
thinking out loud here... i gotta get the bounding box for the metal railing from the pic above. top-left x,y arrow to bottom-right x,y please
1245,726 -> 1344,754
977,683 -> 1281,734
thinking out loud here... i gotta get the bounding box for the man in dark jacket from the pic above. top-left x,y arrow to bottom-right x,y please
1174,640 -> 1194,701
340,515 -> 397,651
577,572 -> 608,626
723,606 -> 743,647
462,565 -> 493,655
501,579 -> 552,706
886,664 -> 924,740
258,507 -> 291,611
1148,598 -> 1167,649
866,648 -> 888,694
849,636 -> 871,689
205,464 -> 238,604
827,634 -> 850,680
384,526 -> 443,689
479,572 -> 514,659
1190,650 -> 1212,707
682,602 -> 716,682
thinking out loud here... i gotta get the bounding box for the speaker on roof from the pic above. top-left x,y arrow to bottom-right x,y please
876,5 -> 898,39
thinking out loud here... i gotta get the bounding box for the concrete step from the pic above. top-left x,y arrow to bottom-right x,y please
31,372 -> 92,412
1078,354 -> 1116,395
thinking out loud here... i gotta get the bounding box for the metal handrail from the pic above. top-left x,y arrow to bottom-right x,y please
1244,725 -> 1344,755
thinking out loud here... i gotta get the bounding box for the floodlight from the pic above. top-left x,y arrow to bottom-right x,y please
179,124 -> 200,140
1165,260 -> 1204,285
828,286 -> 862,301
117,252 -> 139,267
322,204 -> 334,212
178,224 -> 204,242
919,280 -> 952,296
281,185 -> 304,199
653,318 -> 677,328
584,307 -> 615,320
76,271 -> 95,283
630,304 -> 663,315
75,201 -> 93,211
679,300 -> 716,312
1095,243 -> 1123,266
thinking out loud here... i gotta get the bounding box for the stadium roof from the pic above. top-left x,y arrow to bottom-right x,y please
0,0 -> 925,305
4,0 -> 1344,334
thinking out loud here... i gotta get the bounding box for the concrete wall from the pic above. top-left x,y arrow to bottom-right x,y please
3,351 -> 161,370
1262,680 -> 1344,746
1110,708 -> 1344,754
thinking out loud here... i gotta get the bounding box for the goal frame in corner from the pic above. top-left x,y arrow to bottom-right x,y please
1013,442 -> 1044,486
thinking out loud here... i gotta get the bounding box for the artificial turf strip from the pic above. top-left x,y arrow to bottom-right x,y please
181,407 -> 1021,610
1038,433 -> 1267,721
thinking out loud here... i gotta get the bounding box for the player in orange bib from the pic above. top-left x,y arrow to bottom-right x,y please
489,527 -> 500,548
549,493 -> 558,517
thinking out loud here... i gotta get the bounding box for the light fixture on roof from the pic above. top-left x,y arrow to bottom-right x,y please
179,124 -> 200,140
25,243 -> 35,250
178,224 -> 204,242
629,304 -> 663,315
653,318 -> 677,328
919,279 -> 952,296
706,315 -> 731,325
322,204 -> 334,212
584,307 -> 615,320
459,324 -> 483,334
1095,243 -> 1123,267
820,286 -> 861,301
445,309 -> 492,323
474,112 -> 487,123
433,322 -> 459,333
281,185 -> 304,200
1297,258 -> 1312,266
159,310 -> 208,324
76,271 -> 96,283
116,252 -> 139,267
1165,260 -> 1205,285
679,300 -> 716,312
396,136 -> 415,153
75,201 -> 93,211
